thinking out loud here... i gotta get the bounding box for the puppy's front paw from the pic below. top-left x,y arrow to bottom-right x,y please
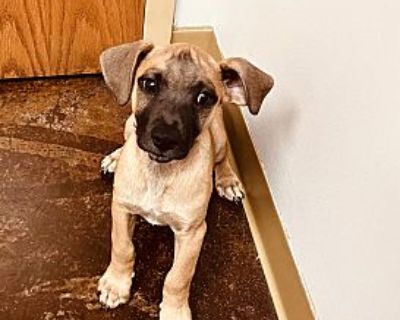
215,172 -> 245,202
98,268 -> 133,309
159,302 -> 192,320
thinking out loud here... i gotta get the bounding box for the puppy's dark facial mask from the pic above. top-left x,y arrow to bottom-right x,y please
134,49 -> 220,163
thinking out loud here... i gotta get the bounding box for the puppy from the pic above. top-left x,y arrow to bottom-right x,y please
97,41 -> 273,320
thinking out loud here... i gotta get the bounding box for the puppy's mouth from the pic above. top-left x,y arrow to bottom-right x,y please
147,150 -> 189,164
148,152 -> 173,163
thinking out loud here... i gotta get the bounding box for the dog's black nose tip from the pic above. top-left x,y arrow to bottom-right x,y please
151,126 -> 179,152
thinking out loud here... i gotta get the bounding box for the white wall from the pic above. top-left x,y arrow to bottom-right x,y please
176,1 -> 400,319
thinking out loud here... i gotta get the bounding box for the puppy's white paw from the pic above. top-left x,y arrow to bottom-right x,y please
216,173 -> 245,202
101,154 -> 118,174
98,268 -> 132,309
159,302 -> 192,320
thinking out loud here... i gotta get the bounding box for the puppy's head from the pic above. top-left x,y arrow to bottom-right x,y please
100,41 -> 274,163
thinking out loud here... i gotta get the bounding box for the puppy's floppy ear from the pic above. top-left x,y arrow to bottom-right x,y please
220,58 -> 274,115
100,41 -> 154,105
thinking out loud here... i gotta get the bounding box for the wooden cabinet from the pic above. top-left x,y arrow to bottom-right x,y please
0,0 -> 145,79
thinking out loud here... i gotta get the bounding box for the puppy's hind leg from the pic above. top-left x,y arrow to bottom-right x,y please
101,114 -> 136,174
215,156 -> 245,202
101,148 -> 122,174
211,108 -> 244,202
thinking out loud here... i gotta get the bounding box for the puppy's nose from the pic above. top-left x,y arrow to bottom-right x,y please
151,125 -> 180,152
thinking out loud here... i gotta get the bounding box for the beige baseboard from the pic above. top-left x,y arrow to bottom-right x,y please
172,27 -> 315,320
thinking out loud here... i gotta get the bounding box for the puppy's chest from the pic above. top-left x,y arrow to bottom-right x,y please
117,170 -> 206,227
114,140 -> 213,226
136,177 -> 172,213
116,170 -> 175,219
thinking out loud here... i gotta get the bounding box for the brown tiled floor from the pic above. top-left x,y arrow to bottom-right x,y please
0,76 -> 277,320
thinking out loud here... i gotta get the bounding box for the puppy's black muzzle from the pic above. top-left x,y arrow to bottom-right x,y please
151,124 -> 180,153
136,111 -> 198,163
135,93 -> 200,163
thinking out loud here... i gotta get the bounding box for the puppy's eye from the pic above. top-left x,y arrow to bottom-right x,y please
138,77 -> 159,94
196,91 -> 217,107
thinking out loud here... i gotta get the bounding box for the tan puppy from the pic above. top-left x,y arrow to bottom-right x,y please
97,41 -> 273,320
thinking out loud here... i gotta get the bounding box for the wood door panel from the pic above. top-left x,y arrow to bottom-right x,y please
0,0 -> 145,79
